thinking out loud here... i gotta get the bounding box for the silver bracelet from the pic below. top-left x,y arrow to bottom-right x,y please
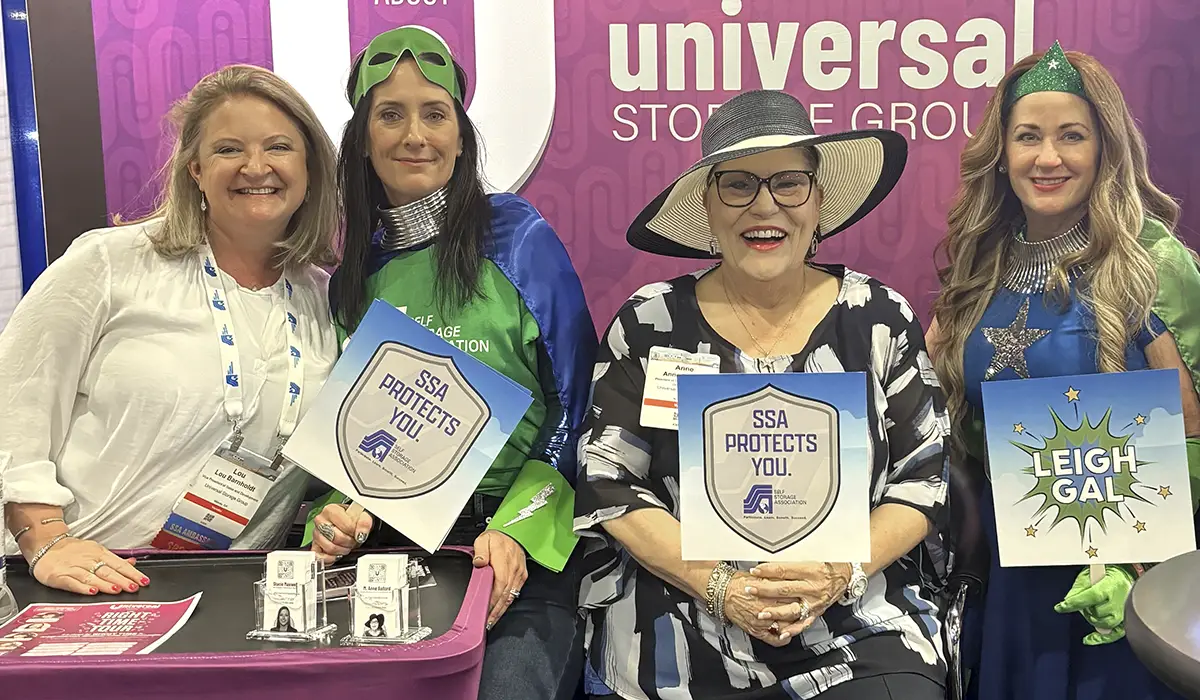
27,533 -> 72,574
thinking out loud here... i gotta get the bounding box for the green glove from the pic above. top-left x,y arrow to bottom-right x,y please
1053,565 -> 1136,645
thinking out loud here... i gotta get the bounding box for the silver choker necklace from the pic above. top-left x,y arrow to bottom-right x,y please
379,187 -> 448,251
1001,219 -> 1090,293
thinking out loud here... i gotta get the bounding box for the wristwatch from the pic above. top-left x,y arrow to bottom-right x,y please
838,563 -> 868,605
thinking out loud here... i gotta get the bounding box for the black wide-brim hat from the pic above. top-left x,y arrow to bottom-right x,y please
627,90 -> 908,258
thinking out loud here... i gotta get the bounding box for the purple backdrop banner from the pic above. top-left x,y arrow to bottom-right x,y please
91,0 -> 1200,327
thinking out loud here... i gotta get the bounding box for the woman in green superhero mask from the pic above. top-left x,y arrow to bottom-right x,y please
307,26 -> 596,700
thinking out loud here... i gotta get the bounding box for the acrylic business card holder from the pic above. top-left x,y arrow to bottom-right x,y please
340,557 -> 435,646
247,566 -> 338,643
339,582 -> 432,646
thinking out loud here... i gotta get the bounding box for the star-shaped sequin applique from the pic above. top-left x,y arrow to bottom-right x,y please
982,298 -> 1049,379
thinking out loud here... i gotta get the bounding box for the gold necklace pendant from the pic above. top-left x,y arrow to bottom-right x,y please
721,271 -> 807,358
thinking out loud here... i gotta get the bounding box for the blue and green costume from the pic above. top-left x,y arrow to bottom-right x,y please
960,41 -> 1200,700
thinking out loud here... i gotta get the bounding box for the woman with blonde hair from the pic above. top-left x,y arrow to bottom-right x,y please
0,64 -> 340,595
927,42 -> 1200,700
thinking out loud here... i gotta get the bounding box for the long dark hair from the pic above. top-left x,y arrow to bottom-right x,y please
332,53 -> 493,331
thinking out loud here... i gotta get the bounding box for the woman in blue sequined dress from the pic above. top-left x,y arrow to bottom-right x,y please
926,42 -> 1200,700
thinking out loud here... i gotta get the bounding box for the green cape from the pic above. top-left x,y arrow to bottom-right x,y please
1139,216 -> 1200,510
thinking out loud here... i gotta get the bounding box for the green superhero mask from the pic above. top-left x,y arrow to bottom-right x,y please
1006,40 -> 1087,110
352,26 -> 461,107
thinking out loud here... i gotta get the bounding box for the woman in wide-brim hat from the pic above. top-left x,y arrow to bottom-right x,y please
573,89 -> 951,700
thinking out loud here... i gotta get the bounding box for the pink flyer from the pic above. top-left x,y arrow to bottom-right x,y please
0,593 -> 202,657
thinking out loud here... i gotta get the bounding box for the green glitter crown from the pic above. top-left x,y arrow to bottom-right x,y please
1005,41 -> 1087,109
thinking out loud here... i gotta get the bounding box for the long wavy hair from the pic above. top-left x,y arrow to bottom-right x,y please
331,53 -> 492,332
929,50 -> 1185,456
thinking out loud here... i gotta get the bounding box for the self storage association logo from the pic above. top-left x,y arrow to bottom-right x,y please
359,429 -> 398,463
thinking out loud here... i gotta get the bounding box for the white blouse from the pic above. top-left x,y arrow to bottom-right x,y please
0,220 -> 337,553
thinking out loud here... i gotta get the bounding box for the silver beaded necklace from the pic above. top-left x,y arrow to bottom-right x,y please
1000,219 -> 1090,293
378,187 -> 449,251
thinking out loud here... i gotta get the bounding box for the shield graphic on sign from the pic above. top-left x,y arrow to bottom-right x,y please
703,385 -> 840,553
336,342 -> 491,498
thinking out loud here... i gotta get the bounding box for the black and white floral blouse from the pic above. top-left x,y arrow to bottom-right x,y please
574,264 -> 950,700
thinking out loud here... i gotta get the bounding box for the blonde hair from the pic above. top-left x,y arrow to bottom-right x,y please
131,64 -> 338,267
930,50 -> 1185,456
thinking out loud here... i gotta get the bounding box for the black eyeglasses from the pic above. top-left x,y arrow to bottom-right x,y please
709,169 -> 817,208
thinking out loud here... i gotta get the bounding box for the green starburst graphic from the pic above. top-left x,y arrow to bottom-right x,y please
1013,406 -> 1153,541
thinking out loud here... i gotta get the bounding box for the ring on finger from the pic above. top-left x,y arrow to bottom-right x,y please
316,522 -> 337,542
89,561 -> 108,575
797,601 -> 810,620
509,588 -> 521,599
769,622 -> 780,634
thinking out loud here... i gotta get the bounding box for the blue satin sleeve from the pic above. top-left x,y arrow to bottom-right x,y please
486,193 -> 598,485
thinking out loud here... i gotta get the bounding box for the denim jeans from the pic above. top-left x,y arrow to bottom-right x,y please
479,548 -> 586,700
372,497 -> 585,699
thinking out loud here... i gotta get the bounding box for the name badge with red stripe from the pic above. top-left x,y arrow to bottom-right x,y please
640,346 -> 721,431
151,439 -> 280,550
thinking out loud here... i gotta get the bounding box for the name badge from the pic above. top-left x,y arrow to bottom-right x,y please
640,346 -> 721,431
150,438 -> 281,551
